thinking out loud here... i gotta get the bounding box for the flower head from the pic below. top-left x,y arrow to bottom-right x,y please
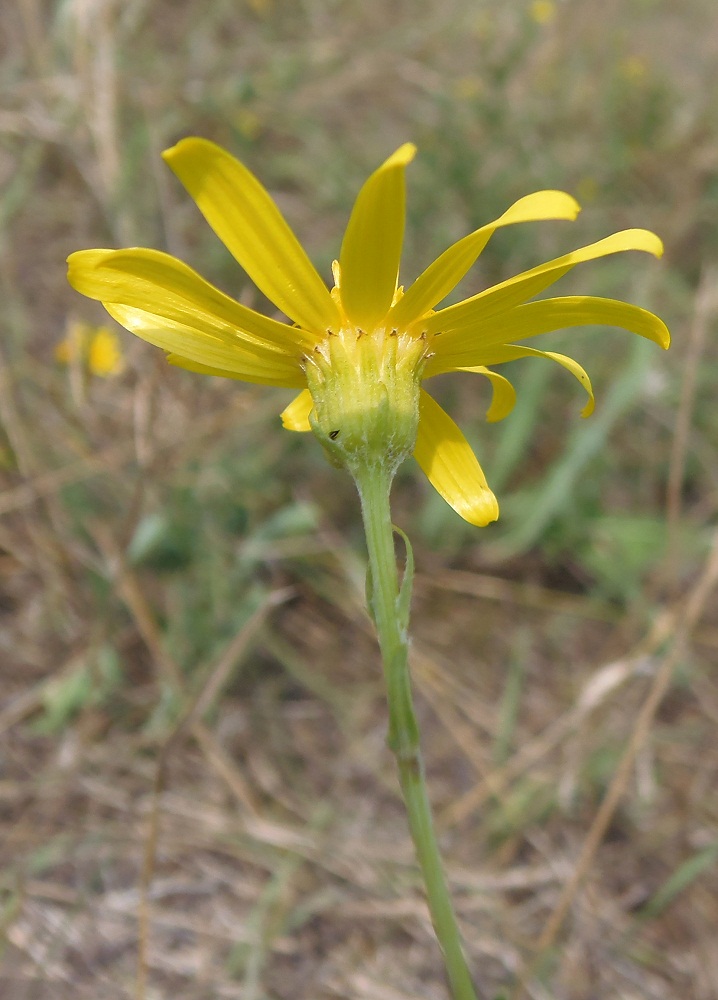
67,139 -> 668,526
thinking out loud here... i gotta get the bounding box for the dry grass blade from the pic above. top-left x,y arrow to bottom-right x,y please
87,525 -> 294,1000
512,530 -> 718,999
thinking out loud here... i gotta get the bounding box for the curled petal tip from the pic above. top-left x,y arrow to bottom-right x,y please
161,139 -> 187,164
566,194 -> 582,219
501,190 -> 581,226
540,190 -> 581,220
161,136 -> 210,164
387,142 -> 417,167
463,491 -> 500,527
652,315 -> 671,349
629,228 -> 664,258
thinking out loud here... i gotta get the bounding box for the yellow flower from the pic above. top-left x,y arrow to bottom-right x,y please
529,0 -> 557,25
67,139 -> 668,527
56,320 -> 125,377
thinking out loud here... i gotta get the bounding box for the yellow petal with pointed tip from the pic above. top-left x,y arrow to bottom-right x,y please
339,143 -> 416,331
413,390 -> 499,526
163,138 -> 340,334
389,190 -> 580,329
451,366 -> 517,422
281,389 -> 314,431
420,230 -> 664,337
429,294 -> 670,364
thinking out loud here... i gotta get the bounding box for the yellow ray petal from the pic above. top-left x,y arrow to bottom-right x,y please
339,143 -> 416,331
107,304 -> 304,385
419,230 -> 664,338
452,344 -> 595,417
389,190 -> 580,329
413,390 -> 499,527
68,248 -> 312,355
166,354 -> 298,389
163,138 -> 340,334
280,389 -> 314,431
451,366 -> 517,422
429,295 -> 670,363
67,249 -> 305,386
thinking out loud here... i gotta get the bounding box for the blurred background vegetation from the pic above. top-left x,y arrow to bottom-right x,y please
1,0 -> 717,998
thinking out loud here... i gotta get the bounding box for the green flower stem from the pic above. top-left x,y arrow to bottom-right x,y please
354,462 -> 480,1000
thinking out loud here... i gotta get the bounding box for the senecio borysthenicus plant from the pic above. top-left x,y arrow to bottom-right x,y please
68,139 -> 669,1000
